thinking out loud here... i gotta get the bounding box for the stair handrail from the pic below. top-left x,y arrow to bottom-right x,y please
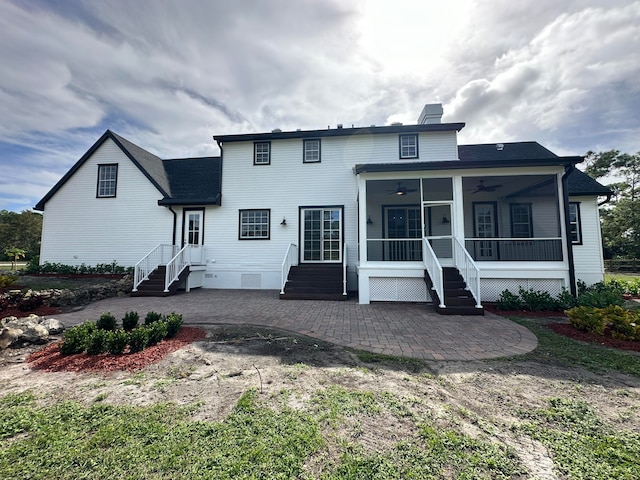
453,237 -> 481,308
133,244 -> 177,292
342,243 -> 348,296
423,238 -> 445,308
164,244 -> 192,293
280,243 -> 298,294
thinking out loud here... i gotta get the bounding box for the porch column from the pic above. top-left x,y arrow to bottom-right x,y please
357,175 -> 371,304
452,176 -> 465,241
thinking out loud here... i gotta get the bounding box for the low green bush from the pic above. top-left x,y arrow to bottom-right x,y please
128,326 -> 149,353
107,329 -> 129,355
566,306 -> 606,335
96,312 -> 117,331
122,311 -> 139,331
147,320 -> 168,346
86,329 -> 109,355
566,305 -> 640,340
0,274 -> 18,288
26,261 -> 133,275
518,287 -> 557,311
577,280 -> 625,308
555,288 -> 577,310
496,290 -> 523,311
166,313 -> 183,338
144,311 -> 163,325
59,322 -> 96,355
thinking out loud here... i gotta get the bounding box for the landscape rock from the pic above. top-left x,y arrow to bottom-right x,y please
0,315 -> 66,349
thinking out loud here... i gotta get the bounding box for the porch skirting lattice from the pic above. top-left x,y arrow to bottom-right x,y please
480,278 -> 564,302
369,277 -> 430,302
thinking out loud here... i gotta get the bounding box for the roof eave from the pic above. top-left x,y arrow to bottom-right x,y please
157,194 -> 221,206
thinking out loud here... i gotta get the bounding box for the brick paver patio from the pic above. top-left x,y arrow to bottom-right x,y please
53,289 -> 537,361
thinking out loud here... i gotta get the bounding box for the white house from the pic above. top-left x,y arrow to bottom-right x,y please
35,104 -> 611,314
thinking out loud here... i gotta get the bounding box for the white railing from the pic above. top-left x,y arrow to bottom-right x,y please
342,243 -> 348,296
464,238 -> 563,261
423,238 -> 445,308
280,243 -> 298,294
453,237 -> 481,308
133,244 -> 179,292
164,244 -> 193,293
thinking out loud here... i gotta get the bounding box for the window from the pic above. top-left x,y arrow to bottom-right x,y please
510,204 -> 533,238
303,139 -> 321,163
254,142 -> 271,165
399,134 -> 418,159
569,202 -> 582,244
97,164 -> 118,197
239,209 -> 270,239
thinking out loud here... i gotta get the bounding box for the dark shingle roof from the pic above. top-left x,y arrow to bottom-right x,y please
35,130 -> 221,210
457,142 -> 558,161
565,169 -> 612,196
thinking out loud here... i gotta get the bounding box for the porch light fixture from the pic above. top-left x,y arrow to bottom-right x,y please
441,216 -> 450,224
280,218 -> 287,226
367,216 -> 373,225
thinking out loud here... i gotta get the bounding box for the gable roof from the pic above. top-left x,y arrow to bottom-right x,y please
35,130 -> 221,210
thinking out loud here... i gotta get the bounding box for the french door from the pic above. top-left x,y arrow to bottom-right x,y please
384,206 -> 421,261
183,209 -> 204,263
473,202 -> 498,260
301,207 -> 342,263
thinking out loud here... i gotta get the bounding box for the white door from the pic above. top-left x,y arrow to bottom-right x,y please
301,208 -> 342,263
183,210 -> 204,264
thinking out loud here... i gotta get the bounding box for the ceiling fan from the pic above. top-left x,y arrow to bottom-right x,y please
387,182 -> 418,196
471,180 -> 502,194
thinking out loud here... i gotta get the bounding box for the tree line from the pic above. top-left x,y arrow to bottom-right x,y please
0,210 -> 42,263
584,150 -> 640,259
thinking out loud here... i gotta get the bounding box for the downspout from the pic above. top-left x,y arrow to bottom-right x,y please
562,164 -> 577,296
167,206 -> 177,246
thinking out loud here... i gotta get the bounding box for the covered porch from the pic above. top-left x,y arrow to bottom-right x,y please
355,167 -> 572,307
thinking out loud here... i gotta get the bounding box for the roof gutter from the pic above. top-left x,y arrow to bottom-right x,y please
562,163 -> 577,297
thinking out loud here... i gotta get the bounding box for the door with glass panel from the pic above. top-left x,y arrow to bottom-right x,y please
301,208 -> 342,262
384,206 -> 421,260
183,209 -> 204,264
472,202 -> 498,260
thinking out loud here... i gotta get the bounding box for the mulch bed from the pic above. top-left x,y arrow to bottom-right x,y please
1,305 -> 62,318
27,327 -> 207,374
484,304 -> 567,318
547,323 -> 640,353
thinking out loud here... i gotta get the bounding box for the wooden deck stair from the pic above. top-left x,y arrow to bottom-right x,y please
280,264 -> 347,301
426,267 -> 484,315
130,265 -> 189,297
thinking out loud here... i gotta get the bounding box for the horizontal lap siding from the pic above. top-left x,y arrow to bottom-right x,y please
40,139 -> 173,267
571,196 -> 605,284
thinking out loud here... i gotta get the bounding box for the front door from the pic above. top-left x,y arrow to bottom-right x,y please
301,207 -> 342,263
183,209 -> 204,264
473,202 -> 498,260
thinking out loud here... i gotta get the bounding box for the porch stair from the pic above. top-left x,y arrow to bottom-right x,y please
280,264 -> 347,301
130,265 -> 189,297
426,267 -> 484,315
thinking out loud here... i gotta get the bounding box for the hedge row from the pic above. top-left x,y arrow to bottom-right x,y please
60,311 -> 183,355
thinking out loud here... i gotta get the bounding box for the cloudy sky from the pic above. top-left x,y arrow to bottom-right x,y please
1,0 -> 639,212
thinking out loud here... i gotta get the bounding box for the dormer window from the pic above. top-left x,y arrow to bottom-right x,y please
399,134 -> 418,159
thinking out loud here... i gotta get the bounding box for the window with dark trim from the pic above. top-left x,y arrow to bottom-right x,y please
569,202 -> 582,244
303,139 -> 321,163
97,164 -> 118,198
510,203 -> 533,238
254,142 -> 271,165
399,134 -> 418,159
239,209 -> 270,239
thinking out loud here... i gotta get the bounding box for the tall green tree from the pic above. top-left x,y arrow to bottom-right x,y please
0,210 -> 43,261
584,150 -> 640,258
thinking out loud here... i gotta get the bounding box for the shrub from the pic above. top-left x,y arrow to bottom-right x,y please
577,281 -> 625,308
144,311 -> 163,325
555,288 -> 577,310
25,256 -> 40,273
0,274 -> 18,288
603,305 -> 640,341
166,313 -> 183,338
518,287 -> 557,311
566,306 -> 606,335
128,326 -> 149,353
86,329 -> 109,355
59,322 -> 96,355
122,311 -> 139,331
147,320 -> 169,346
107,329 -> 129,355
97,312 -> 117,331
496,290 -> 523,311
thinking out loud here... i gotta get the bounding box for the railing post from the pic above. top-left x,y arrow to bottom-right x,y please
343,243 -> 348,296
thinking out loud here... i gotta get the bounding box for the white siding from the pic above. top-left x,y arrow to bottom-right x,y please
571,196 -> 605,285
40,139 -> 173,267
204,136 -> 361,290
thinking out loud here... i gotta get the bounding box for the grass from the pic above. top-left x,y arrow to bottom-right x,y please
509,317 -> 640,377
516,397 -> 640,479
